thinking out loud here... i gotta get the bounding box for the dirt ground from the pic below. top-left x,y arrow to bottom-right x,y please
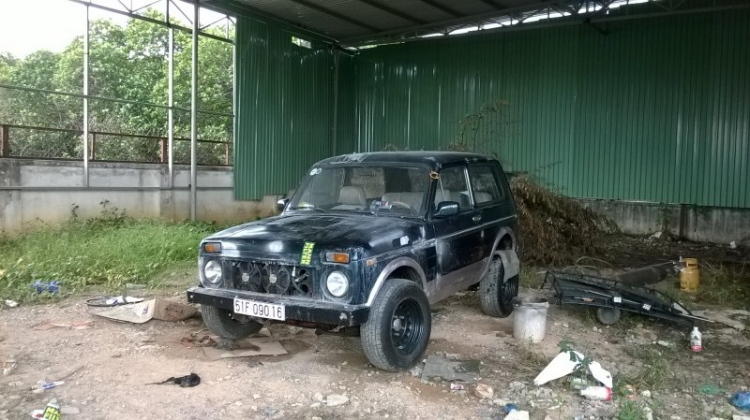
2,274 -> 750,420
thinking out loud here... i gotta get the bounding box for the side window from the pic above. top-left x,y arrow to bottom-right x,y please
435,166 -> 471,211
468,164 -> 503,205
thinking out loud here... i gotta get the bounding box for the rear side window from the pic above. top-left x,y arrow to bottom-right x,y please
468,164 -> 503,204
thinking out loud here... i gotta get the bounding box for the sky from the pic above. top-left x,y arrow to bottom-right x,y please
0,0 -> 230,58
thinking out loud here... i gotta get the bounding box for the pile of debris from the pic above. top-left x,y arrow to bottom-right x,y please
510,175 -> 616,265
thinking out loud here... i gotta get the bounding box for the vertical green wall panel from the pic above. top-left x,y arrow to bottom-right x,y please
234,16 -> 334,200
353,11 -> 750,207
234,10 -> 750,208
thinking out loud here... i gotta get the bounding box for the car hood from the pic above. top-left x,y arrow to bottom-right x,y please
206,213 -> 427,262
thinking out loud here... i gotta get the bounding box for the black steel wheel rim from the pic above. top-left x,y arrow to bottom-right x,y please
391,298 -> 425,355
501,277 -> 519,304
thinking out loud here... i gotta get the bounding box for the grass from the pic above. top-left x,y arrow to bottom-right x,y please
616,400 -> 645,420
0,214 -> 217,303
621,346 -> 676,390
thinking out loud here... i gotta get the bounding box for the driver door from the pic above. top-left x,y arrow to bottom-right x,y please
432,165 -> 484,296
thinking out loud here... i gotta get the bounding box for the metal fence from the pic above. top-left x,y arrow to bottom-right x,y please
0,123 -> 232,166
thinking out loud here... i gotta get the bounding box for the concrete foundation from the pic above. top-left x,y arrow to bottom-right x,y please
0,159 -> 277,235
583,199 -> 750,246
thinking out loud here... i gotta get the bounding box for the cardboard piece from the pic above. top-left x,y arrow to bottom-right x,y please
202,337 -> 287,360
90,298 -> 196,324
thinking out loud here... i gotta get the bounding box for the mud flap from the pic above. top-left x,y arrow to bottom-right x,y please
495,250 -> 520,282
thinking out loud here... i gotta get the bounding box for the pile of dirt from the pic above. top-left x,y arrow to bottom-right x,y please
510,175 -> 615,265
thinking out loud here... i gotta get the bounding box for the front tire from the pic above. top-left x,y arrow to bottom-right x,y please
479,258 -> 518,318
361,279 -> 431,371
201,305 -> 263,340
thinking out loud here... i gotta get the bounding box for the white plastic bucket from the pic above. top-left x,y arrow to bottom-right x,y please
512,297 -> 549,343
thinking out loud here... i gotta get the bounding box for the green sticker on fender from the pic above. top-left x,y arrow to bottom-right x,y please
300,242 -> 315,266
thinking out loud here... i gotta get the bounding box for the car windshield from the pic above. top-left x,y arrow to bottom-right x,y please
288,165 -> 430,217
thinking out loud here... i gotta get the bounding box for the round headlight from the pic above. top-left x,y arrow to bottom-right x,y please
203,259 -> 223,285
326,271 -> 349,297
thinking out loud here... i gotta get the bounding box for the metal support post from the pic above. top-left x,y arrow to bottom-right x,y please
83,4 -> 90,186
231,18 -> 236,167
0,125 -> 9,157
190,1 -> 199,220
168,27 -> 175,187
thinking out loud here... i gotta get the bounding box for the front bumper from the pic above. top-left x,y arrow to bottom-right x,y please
187,286 -> 369,327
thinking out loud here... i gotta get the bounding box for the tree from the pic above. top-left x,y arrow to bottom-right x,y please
0,9 -> 233,164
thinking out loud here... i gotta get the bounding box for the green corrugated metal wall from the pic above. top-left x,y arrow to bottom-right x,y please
235,11 -> 750,207
234,16 -> 335,200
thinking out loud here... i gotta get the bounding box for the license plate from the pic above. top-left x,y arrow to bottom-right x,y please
233,298 -> 285,321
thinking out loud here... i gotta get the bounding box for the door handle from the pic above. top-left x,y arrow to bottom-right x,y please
472,214 -> 482,222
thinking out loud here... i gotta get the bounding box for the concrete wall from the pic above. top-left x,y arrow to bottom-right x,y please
583,199 -> 750,246
0,159 -> 277,235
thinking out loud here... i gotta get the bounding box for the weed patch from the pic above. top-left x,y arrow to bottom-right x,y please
0,216 -> 216,303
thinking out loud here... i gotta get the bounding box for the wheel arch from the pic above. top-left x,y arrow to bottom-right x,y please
365,257 -> 427,306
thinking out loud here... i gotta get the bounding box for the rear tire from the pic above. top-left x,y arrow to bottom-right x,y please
201,305 -> 263,340
479,258 -> 518,318
361,279 -> 431,371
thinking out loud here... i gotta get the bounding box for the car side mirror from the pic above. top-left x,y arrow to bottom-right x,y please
276,198 -> 289,212
434,201 -> 459,218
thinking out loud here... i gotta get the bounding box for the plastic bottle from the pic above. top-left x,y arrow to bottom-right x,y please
579,386 -> 612,401
690,326 -> 703,352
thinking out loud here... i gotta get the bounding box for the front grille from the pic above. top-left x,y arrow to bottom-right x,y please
224,260 -> 315,298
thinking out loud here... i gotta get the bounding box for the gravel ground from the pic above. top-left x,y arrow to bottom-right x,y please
2,286 -> 749,420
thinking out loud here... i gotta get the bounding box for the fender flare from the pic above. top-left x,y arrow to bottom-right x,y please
365,257 -> 427,307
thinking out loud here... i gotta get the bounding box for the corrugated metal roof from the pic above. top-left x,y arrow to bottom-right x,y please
212,0 -> 750,46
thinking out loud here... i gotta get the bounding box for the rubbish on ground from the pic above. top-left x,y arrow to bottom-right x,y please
504,405 -> 530,420
733,415 -> 750,420
730,391 -> 750,411
126,283 -> 147,290
89,298 -> 196,323
32,281 -> 60,295
32,381 -> 65,394
657,340 -> 675,348
149,373 -> 201,387
698,384 -> 726,396
533,350 -> 612,388
325,394 -> 349,406
32,320 -> 93,331
690,326 -> 703,352
730,241 -> 738,249
202,337 -> 287,360
648,231 -> 663,241
421,355 -> 480,385
181,333 -> 217,348
3,359 -> 17,376
568,377 -> 589,390
544,267 -> 712,327
474,383 -> 493,399
621,384 -> 637,400
512,297 -> 549,343
42,401 -> 61,420
30,409 -> 45,419
644,407 -> 654,420
579,386 -> 612,401
5,299 -> 19,308
450,382 -> 465,390
640,390 -> 652,398
679,257 -> 700,292
85,296 -> 145,307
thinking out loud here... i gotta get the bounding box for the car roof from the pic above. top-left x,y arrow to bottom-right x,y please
315,151 -> 497,170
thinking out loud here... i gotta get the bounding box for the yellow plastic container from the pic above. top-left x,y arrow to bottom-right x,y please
680,258 -> 700,293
